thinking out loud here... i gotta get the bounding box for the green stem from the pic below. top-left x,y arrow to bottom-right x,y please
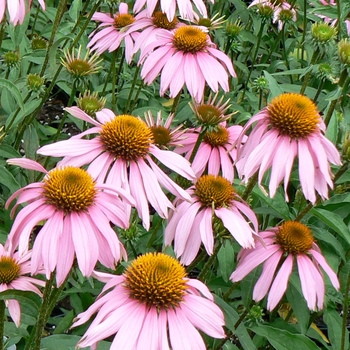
300,50 -> 319,95
197,243 -> 221,282
341,270 -> 350,350
170,91 -> 182,115
313,79 -> 324,103
185,249 -> 208,274
124,65 -> 141,113
214,307 -> 250,350
188,127 -> 207,164
337,0 -> 341,40
0,19 -> 6,51
26,273 -> 55,350
223,282 -> 240,301
301,0 -> 307,61
40,0 -> 68,77
0,300 -> 5,350
241,172 -> 258,201
281,25 -> 293,84
324,69 -> 348,126
241,19 -> 266,102
102,49 -> 120,96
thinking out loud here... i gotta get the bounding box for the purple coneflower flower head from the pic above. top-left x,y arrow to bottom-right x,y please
87,3 -> 140,63
133,0 -> 214,21
165,174 -> 258,265
0,243 -> 45,327
73,252 -> 225,349
230,221 -> 340,311
130,10 -> 182,54
5,159 -> 134,286
178,122 -> 243,182
0,0 -> 46,25
139,25 -> 236,102
37,107 -> 195,230
235,93 -> 341,204
142,110 -> 188,149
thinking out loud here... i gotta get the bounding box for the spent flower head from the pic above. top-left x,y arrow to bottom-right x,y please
338,39 -> 350,66
77,91 -> 107,116
3,51 -> 20,68
61,46 -> 102,79
31,35 -> 47,50
26,74 -> 45,93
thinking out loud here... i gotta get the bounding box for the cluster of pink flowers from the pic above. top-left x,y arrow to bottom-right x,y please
2,0 -> 344,348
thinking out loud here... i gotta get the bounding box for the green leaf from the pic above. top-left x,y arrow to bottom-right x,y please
218,240 -> 235,283
68,0 -> 82,21
53,310 -> 75,334
0,78 -> 25,112
250,324 -> 320,350
0,144 -> 21,159
263,70 -> 284,100
323,306 -> 349,350
286,273 -> 310,334
0,166 -> 21,193
0,290 -> 42,318
215,296 -> 257,350
40,334 -> 111,350
310,208 -> 350,244
23,125 -> 40,161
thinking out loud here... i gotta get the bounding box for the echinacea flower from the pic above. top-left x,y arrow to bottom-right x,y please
140,25 -> 236,102
61,46 -> 102,79
87,3 -> 140,63
143,110 -> 187,149
0,0 -> 46,25
130,10 -> 182,54
73,252 -> 225,349
0,243 -> 45,327
177,122 -> 243,182
165,174 -> 258,265
6,159 -> 134,286
133,0 -> 214,21
235,93 -> 342,204
230,221 -> 340,311
37,107 -> 195,230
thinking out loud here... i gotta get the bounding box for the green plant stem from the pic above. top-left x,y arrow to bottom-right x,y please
0,19 -> 6,51
241,172 -> 258,201
300,50 -> 319,95
341,269 -> 350,350
0,300 -> 5,350
26,273 -> 55,350
40,0 -> 68,77
223,282 -> 240,301
301,0 -> 307,61
337,0 -> 341,40
324,69 -> 348,126
313,80 -> 324,103
170,91 -> 182,115
188,127 -> 207,164
124,65 -> 141,113
214,307 -> 250,350
185,249 -> 207,274
241,19 -> 266,102
281,25 -> 293,84
197,243 -> 221,282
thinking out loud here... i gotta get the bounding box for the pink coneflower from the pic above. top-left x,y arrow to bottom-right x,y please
177,122 -> 243,182
165,174 -> 258,265
0,243 -> 44,327
5,158 -> 134,286
235,93 -> 341,204
140,25 -> 236,103
37,107 -> 195,230
133,0 -> 214,21
130,10 -> 182,54
142,110 -> 187,149
230,221 -> 340,311
87,3 -> 140,63
73,252 -> 225,349
0,0 -> 46,25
